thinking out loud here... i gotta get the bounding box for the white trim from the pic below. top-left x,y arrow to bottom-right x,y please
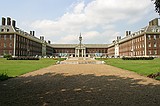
144,34 -> 147,56
13,34 -> 16,56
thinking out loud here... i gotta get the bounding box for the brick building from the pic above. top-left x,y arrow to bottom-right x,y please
108,18 -> 160,57
0,17 -> 160,58
0,17 -> 53,57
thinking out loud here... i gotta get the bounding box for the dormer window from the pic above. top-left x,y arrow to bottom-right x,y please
156,29 -> 159,32
1,29 -> 4,32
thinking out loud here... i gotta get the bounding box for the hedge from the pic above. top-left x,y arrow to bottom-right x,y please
122,57 -> 154,60
7,57 -> 39,60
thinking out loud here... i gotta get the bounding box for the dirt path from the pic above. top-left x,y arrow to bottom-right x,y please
0,58 -> 160,106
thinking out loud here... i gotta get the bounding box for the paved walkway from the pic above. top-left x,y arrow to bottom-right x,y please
0,58 -> 160,106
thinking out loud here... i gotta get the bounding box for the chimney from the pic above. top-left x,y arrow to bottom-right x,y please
152,18 -> 158,26
7,17 -> 11,25
117,36 -> 121,40
2,17 -> 6,25
126,31 -> 128,36
48,40 -> 51,44
12,20 -> 16,27
149,18 -> 159,26
30,31 -> 32,35
128,31 -> 131,35
40,36 -> 44,40
32,31 -> 35,36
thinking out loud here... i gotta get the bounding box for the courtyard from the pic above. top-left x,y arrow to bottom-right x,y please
0,58 -> 160,106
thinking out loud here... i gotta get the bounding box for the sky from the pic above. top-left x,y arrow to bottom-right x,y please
0,0 -> 159,44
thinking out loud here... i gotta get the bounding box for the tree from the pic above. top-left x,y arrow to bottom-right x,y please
152,0 -> 160,15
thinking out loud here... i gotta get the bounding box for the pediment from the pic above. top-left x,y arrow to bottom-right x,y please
75,44 -> 86,49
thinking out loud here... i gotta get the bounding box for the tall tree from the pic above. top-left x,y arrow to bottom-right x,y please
152,0 -> 160,15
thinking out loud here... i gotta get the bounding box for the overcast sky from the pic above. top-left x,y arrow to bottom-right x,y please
0,0 -> 159,44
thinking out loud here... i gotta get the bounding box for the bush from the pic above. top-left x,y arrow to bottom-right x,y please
0,73 -> 10,81
122,57 -> 154,60
7,57 -> 40,60
3,54 -> 12,58
155,76 -> 160,80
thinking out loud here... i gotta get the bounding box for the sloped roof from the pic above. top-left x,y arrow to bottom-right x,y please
51,44 -> 108,48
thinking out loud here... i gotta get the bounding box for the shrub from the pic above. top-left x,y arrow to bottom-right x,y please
122,57 -> 154,60
3,54 -> 12,58
7,57 -> 40,60
0,73 -> 10,81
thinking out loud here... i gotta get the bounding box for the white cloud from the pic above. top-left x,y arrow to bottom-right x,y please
30,0 -> 153,44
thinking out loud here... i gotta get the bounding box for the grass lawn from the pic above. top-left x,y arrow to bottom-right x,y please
97,58 -> 160,76
0,58 -> 64,78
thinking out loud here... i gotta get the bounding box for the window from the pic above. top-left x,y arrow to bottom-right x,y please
148,35 -> 151,40
1,29 -> 4,32
9,50 -> 12,55
4,35 -> 6,40
148,42 -> 151,47
154,50 -> 157,55
156,29 -> 159,32
10,35 -> 12,40
149,51 -> 151,55
10,43 -> 12,48
7,29 -> 9,32
154,35 -> 156,40
142,44 -> 144,48
4,43 -> 6,48
154,43 -> 157,47
3,50 -> 6,55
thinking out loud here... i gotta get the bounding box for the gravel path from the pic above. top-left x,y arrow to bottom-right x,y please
0,58 -> 160,106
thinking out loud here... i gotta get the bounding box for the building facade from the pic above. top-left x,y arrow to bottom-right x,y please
108,18 -> 160,57
0,17 -> 53,57
0,17 -> 160,58
52,44 -> 108,58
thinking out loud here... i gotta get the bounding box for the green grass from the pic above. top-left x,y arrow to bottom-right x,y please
97,58 -> 160,76
0,58 -> 59,77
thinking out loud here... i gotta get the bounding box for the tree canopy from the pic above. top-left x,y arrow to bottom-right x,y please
152,0 -> 160,15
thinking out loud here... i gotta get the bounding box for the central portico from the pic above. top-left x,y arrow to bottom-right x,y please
75,33 -> 86,57
75,45 -> 86,57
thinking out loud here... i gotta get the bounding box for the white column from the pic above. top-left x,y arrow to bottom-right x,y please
13,34 -> 16,57
84,49 -> 86,57
75,49 -> 77,57
78,49 -> 79,57
82,49 -> 84,57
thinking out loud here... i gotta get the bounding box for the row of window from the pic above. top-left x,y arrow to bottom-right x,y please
148,50 -> 157,55
0,35 -> 13,40
148,35 -> 160,40
2,50 -> 13,55
148,42 -> 158,47
1,28 -> 10,32
152,29 -> 160,33
134,36 -> 144,43
121,50 -> 158,56
1,43 -> 13,48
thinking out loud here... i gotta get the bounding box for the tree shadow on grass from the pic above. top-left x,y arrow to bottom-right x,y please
0,73 -> 160,106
